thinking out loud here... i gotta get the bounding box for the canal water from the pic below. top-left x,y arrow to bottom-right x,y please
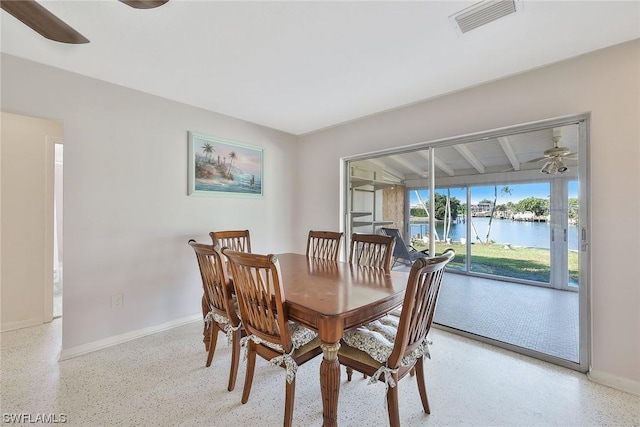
410,217 -> 579,251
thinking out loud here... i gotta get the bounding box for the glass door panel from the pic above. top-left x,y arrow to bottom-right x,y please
409,187 -> 467,271
469,183 -> 551,284
568,180 -> 580,289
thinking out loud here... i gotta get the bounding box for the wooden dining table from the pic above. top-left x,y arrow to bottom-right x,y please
275,253 -> 410,427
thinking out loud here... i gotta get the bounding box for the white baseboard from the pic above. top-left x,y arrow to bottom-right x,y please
1,317 -> 43,333
588,368 -> 640,396
59,314 -> 201,361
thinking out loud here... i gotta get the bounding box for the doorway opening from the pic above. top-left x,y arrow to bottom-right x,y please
53,143 -> 63,318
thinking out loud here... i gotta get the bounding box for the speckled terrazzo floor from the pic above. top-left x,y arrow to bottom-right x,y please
2,319 -> 638,426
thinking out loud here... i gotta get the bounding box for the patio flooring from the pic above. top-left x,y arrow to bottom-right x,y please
395,265 -> 580,363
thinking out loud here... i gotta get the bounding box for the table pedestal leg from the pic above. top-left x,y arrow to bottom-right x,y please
320,342 -> 340,427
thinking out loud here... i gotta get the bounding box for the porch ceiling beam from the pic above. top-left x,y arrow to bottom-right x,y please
416,151 -> 455,176
497,136 -> 520,171
368,158 -> 405,181
390,154 -> 426,176
434,156 -> 455,176
454,144 -> 485,174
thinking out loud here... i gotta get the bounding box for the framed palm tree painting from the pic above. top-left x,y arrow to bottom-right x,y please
188,131 -> 263,197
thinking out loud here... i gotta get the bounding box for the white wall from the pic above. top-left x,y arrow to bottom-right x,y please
297,40 -> 640,388
1,54 -> 299,351
1,112 -> 63,330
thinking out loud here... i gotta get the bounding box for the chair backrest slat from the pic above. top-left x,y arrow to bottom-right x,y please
306,230 -> 343,261
349,233 -> 395,272
210,230 -> 252,253
222,249 -> 292,352
188,240 -> 239,326
388,249 -> 455,367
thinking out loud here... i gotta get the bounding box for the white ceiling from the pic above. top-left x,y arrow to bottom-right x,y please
1,1 -> 639,135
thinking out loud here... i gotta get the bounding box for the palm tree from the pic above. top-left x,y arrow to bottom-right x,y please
501,185 -> 513,218
414,190 -> 440,241
227,151 -> 237,175
202,143 -> 215,163
444,189 -> 452,242
485,186 -> 498,243
485,185 -> 512,243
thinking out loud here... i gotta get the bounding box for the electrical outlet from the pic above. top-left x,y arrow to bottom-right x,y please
111,293 -> 123,309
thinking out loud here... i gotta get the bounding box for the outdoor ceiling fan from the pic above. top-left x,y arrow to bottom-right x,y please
1,0 -> 169,44
524,135 -> 577,175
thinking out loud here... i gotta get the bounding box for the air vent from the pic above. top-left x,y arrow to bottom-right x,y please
450,0 -> 520,34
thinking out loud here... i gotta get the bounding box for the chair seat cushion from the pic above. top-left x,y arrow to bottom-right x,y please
288,322 -> 318,350
342,316 -> 431,366
242,321 -> 320,384
250,321 -> 317,354
342,316 -> 400,364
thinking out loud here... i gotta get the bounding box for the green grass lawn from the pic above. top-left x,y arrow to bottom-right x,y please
412,242 -> 579,283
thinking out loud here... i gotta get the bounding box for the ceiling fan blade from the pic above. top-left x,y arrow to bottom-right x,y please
1,0 -> 89,44
119,0 -> 169,9
524,156 -> 547,164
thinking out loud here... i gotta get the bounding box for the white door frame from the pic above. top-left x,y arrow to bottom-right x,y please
44,136 -> 63,323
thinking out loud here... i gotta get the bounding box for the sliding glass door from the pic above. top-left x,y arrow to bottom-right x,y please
344,116 -> 588,370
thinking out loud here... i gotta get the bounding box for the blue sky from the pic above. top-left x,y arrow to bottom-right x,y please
410,181 -> 579,206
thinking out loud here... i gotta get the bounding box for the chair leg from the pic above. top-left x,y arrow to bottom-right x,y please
283,376 -> 296,427
414,358 -> 430,414
345,366 -> 367,381
202,296 -> 210,351
206,323 -> 220,367
227,329 -> 241,391
386,373 -> 401,427
241,341 -> 257,404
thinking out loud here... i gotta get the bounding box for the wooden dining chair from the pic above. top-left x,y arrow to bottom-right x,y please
210,229 -> 252,253
305,230 -> 343,260
338,249 -> 455,427
203,230 -> 250,352
188,240 -> 243,391
349,233 -> 395,273
221,249 -> 322,427
346,232 -> 396,379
